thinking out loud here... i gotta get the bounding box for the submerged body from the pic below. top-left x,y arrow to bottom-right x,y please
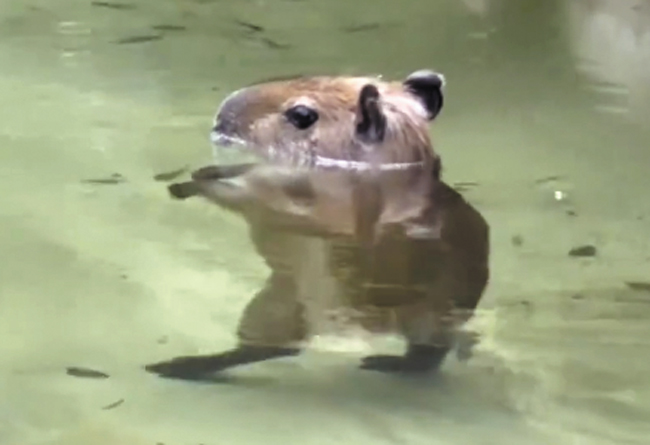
146,70 -> 490,379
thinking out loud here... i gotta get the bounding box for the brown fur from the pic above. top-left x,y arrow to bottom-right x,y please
145,70 -> 490,379
212,75 -> 438,167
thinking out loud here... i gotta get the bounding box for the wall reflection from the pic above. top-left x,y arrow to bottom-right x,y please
460,0 -> 650,124
567,0 -> 650,123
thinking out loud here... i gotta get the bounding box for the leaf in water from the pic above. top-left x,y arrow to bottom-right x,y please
81,173 -> 126,185
91,1 -> 136,10
534,174 -> 564,184
235,19 -> 265,33
153,166 -> 189,182
151,24 -> 187,32
624,281 -> 650,293
116,34 -> 163,45
568,245 -> 597,257
66,366 -> 110,379
260,37 -> 291,50
101,399 -> 124,410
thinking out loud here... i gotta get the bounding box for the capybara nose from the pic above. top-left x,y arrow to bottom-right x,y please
213,117 -> 236,136
210,87 -> 256,144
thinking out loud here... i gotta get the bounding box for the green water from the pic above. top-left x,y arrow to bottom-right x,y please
1,0 -> 650,443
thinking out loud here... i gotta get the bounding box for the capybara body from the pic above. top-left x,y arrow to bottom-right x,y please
146,70 -> 489,379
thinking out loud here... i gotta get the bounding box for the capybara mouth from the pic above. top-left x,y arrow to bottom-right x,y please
210,130 -> 246,148
209,130 -> 267,168
210,130 -> 424,173
210,129 -> 317,168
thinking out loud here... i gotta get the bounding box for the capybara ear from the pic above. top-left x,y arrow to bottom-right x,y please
355,84 -> 387,144
403,70 -> 445,120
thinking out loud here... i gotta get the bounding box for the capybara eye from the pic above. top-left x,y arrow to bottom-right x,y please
284,105 -> 319,130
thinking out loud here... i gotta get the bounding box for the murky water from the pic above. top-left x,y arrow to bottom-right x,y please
1,0 -> 650,443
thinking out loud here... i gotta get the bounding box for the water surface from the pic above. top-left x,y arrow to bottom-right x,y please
1,0 -> 650,444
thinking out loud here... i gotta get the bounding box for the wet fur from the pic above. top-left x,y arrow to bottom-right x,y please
145,71 -> 489,380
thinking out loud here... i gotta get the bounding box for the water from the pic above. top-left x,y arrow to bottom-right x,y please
1,0 -> 650,443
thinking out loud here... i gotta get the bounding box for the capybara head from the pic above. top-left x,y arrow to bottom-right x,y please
210,70 -> 445,172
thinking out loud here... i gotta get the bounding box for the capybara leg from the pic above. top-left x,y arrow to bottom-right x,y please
145,274 -> 307,380
360,307 -> 452,374
235,274 -> 308,348
144,346 -> 300,381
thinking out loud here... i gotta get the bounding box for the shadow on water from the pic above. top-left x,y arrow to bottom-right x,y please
1,0 -> 650,444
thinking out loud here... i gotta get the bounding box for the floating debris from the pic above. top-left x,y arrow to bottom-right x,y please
534,174 -> 565,185
553,190 -> 569,202
511,235 -> 524,247
101,398 -> 124,410
66,366 -> 110,379
91,1 -> 136,10
153,166 -> 189,182
151,24 -> 187,32
260,37 -> 290,49
116,34 -> 163,44
235,19 -> 265,33
568,245 -> 597,257
624,281 -> 650,293
81,173 -> 126,185
534,174 -> 576,212
232,19 -> 288,48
